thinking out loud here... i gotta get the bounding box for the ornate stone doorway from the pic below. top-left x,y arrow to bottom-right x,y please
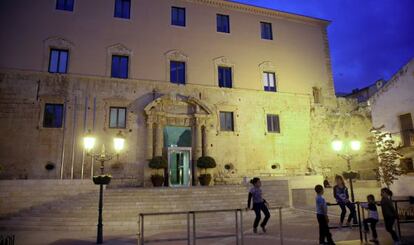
144,93 -> 212,185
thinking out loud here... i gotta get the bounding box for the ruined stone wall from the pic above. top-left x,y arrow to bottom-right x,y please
309,98 -> 378,180
0,70 -> 377,183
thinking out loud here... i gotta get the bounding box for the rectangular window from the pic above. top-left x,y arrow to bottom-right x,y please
56,0 -> 74,11
170,61 -> 186,85
267,114 -> 280,133
171,7 -> 186,26
43,104 -> 64,128
401,158 -> 414,172
111,55 -> 129,79
109,107 -> 127,128
220,112 -> 234,131
217,14 -> 230,33
399,113 -> 413,147
114,0 -> 131,19
49,49 -> 69,74
263,72 -> 276,92
218,66 -> 232,88
261,22 -> 273,40
313,87 -> 322,104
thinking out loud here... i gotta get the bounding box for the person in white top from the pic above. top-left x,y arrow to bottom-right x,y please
360,194 -> 379,243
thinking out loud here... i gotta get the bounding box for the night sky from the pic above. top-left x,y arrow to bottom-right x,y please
233,0 -> 414,94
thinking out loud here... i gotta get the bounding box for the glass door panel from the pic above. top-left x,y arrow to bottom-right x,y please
168,147 -> 191,187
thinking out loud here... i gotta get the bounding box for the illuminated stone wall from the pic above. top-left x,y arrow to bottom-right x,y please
309,98 -> 377,180
0,70 -> 377,184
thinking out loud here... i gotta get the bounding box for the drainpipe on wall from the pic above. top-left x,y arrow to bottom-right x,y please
91,96 -> 97,178
70,96 -> 78,179
81,96 -> 88,179
60,100 -> 68,179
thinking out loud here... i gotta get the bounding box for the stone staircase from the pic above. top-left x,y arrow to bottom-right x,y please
0,179 -> 97,217
0,180 -> 289,234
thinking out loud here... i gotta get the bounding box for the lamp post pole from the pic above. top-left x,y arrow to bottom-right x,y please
92,148 -> 114,244
97,159 -> 105,244
332,138 -> 361,203
83,131 -> 125,244
342,155 -> 355,203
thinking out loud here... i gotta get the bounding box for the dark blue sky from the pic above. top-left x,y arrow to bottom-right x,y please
234,0 -> 414,93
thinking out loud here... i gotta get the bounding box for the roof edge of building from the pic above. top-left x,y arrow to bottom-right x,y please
192,0 -> 331,26
370,58 -> 414,100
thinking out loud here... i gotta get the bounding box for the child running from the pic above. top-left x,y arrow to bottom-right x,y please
247,177 -> 270,233
361,194 -> 379,243
380,188 -> 400,245
315,184 -> 335,245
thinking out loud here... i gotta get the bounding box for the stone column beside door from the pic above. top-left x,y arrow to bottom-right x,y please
194,116 -> 203,161
146,120 -> 154,160
155,121 -> 164,157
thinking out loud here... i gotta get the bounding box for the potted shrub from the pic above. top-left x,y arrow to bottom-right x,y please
93,174 -> 112,185
149,156 -> 167,187
197,156 -> 217,186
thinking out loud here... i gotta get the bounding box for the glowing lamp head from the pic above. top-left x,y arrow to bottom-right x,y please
350,140 -> 361,151
83,134 -> 96,152
331,139 -> 343,152
113,131 -> 125,153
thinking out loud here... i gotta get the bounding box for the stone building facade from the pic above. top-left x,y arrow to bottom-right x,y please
0,0 -> 377,185
369,59 -> 414,173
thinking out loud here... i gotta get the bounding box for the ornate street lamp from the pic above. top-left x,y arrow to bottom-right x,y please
83,131 -> 125,244
331,137 -> 361,202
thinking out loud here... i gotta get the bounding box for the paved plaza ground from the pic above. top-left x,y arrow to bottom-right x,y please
4,209 -> 413,245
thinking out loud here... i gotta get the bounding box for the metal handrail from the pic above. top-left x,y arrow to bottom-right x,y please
0,233 -> 15,245
137,206 -> 284,245
393,199 -> 414,239
327,199 -> 414,242
327,202 -> 363,241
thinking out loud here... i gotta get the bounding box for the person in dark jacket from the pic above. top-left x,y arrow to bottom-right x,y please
333,175 -> 357,227
247,177 -> 270,233
380,188 -> 400,244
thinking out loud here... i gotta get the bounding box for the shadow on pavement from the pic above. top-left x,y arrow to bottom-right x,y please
48,236 -> 137,245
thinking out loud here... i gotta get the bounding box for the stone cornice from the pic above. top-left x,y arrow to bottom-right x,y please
0,68 -> 313,98
188,0 -> 330,26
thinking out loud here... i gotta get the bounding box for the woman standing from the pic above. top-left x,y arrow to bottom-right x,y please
333,175 -> 357,227
247,177 -> 271,233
